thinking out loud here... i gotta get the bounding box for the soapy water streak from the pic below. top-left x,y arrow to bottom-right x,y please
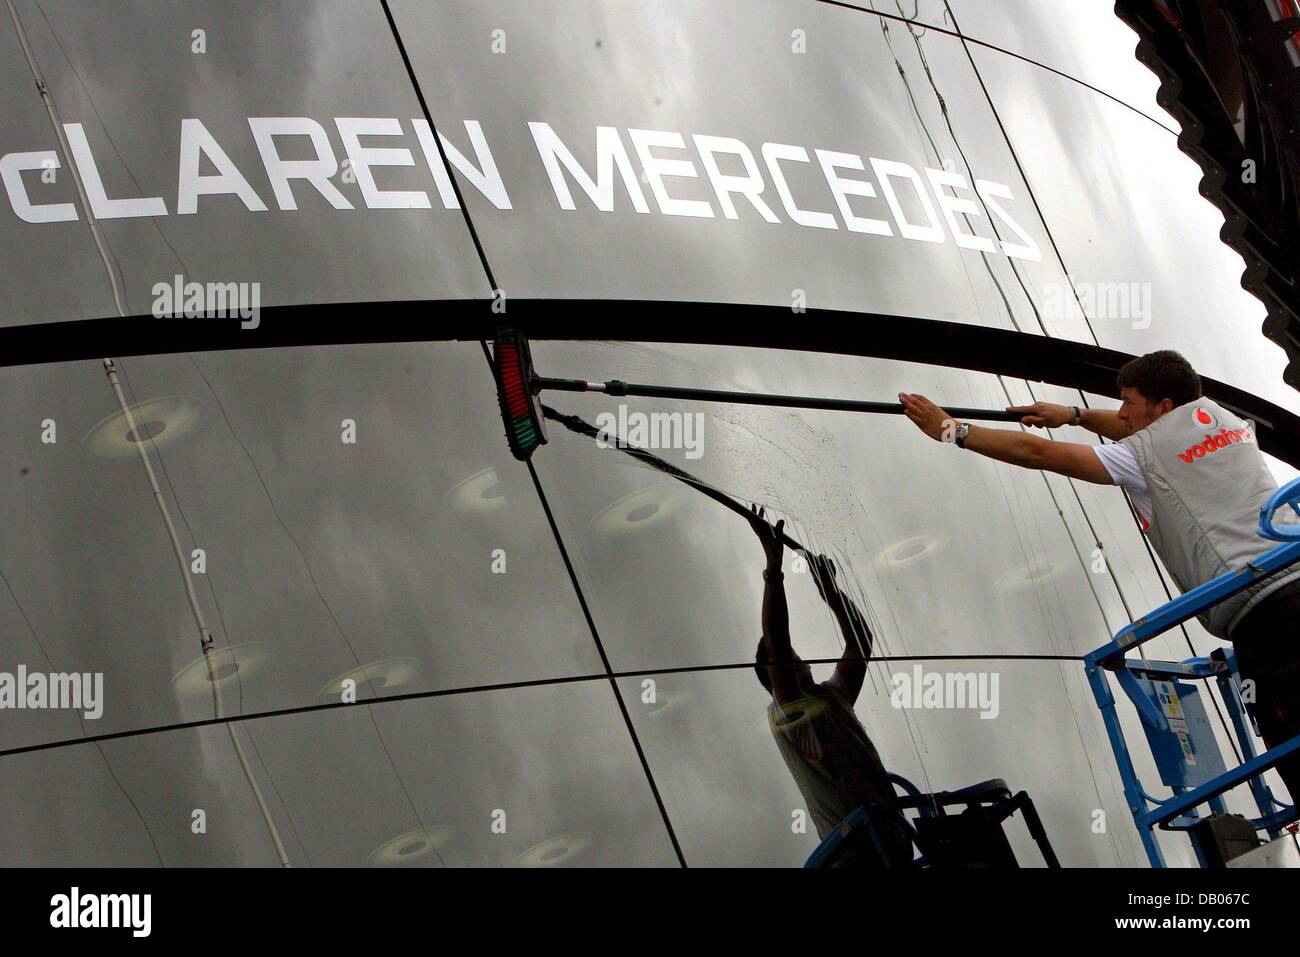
541,403 -> 887,668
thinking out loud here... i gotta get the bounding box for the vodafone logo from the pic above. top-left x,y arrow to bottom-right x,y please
1176,423 -> 1255,463
1192,406 -> 1218,431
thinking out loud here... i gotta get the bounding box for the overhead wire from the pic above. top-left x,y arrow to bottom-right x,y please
182,352 -> 447,867
0,651 -> 1089,763
0,563 -> 166,865
866,0 -> 1174,857
4,0 -> 290,866
814,0 -> 1178,135
936,0 -> 1244,760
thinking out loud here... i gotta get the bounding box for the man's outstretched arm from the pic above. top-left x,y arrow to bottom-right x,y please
746,506 -> 801,703
900,393 -> 1115,484
1008,400 -> 1129,441
809,554 -> 870,703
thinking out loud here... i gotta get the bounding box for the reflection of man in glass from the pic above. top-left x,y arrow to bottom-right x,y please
746,505 -> 912,867
899,351 -> 1300,804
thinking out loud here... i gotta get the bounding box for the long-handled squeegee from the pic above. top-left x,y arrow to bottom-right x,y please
491,327 -> 1023,462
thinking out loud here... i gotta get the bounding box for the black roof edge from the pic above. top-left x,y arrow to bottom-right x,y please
2,298 -> 1297,467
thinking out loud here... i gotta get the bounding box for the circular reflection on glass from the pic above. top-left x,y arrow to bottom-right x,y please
444,467 -> 507,513
366,825 -> 455,867
872,534 -> 943,570
318,657 -> 420,697
83,395 -> 203,459
514,832 -> 593,868
170,642 -> 270,696
994,555 -> 1070,593
586,484 -> 684,538
642,688 -> 695,717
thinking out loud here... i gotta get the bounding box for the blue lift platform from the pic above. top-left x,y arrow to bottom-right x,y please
804,773 -> 1060,868
1084,475 -> 1300,867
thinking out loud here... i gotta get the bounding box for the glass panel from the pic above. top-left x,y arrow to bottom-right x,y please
0,342 -> 605,752
1,681 -> 678,866
619,658 -> 1212,867
530,341 -> 1185,668
967,42 -> 1300,416
947,0 -> 1167,127
4,0 -> 488,326
388,0 -> 1061,335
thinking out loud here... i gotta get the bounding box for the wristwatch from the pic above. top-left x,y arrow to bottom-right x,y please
763,569 -> 784,582
1069,405 -> 1082,426
954,422 -> 972,449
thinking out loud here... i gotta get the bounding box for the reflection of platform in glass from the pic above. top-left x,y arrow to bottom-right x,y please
585,484 -> 686,538
366,826 -> 455,867
444,466 -> 508,513
513,832 -> 592,867
318,657 -> 420,697
82,395 -> 202,458
169,642 -> 270,696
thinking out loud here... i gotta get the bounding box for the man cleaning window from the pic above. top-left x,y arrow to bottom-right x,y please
745,505 -> 913,867
899,350 -> 1300,803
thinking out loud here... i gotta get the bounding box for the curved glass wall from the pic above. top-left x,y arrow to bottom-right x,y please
1,0 -> 1294,866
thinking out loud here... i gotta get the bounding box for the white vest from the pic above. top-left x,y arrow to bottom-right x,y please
1119,398 -> 1300,639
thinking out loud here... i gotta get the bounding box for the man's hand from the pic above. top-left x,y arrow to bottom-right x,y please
807,553 -> 847,616
806,552 -> 872,699
900,393 -> 1116,484
1007,401 -> 1071,429
898,393 -> 957,442
745,504 -> 785,570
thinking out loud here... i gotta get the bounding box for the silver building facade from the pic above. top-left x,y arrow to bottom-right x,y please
1,1 -> 1296,867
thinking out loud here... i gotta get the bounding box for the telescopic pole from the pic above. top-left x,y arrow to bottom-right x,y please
534,376 -> 1024,422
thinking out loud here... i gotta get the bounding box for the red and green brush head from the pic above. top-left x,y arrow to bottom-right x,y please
493,327 -> 547,461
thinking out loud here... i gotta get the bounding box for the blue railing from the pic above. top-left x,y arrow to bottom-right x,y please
1084,475 -> 1300,866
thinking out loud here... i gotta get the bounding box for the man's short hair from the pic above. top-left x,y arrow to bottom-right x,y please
755,639 -> 803,694
1116,350 -> 1202,408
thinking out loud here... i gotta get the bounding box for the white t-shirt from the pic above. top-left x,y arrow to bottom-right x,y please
1094,442 -> 1154,529
765,671 -> 894,839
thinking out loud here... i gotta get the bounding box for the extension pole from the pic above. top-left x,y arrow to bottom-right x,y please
544,405 -> 807,554
534,376 -> 1023,422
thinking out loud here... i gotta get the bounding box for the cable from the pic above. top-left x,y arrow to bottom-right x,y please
5,0 -> 291,867
100,359 -> 291,868
893,5 -> 1242,824
31,0 -> 192,298
0,564 -> 166,865
884,0 -> 1145,645
0,652 -> 1087,762
4,0 -> 127,316
183,352 -> 449,866
524,458 -> 689,867
940,2 -> 1247,756
813,0 -> 1177,135
378,0 -> 499,294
